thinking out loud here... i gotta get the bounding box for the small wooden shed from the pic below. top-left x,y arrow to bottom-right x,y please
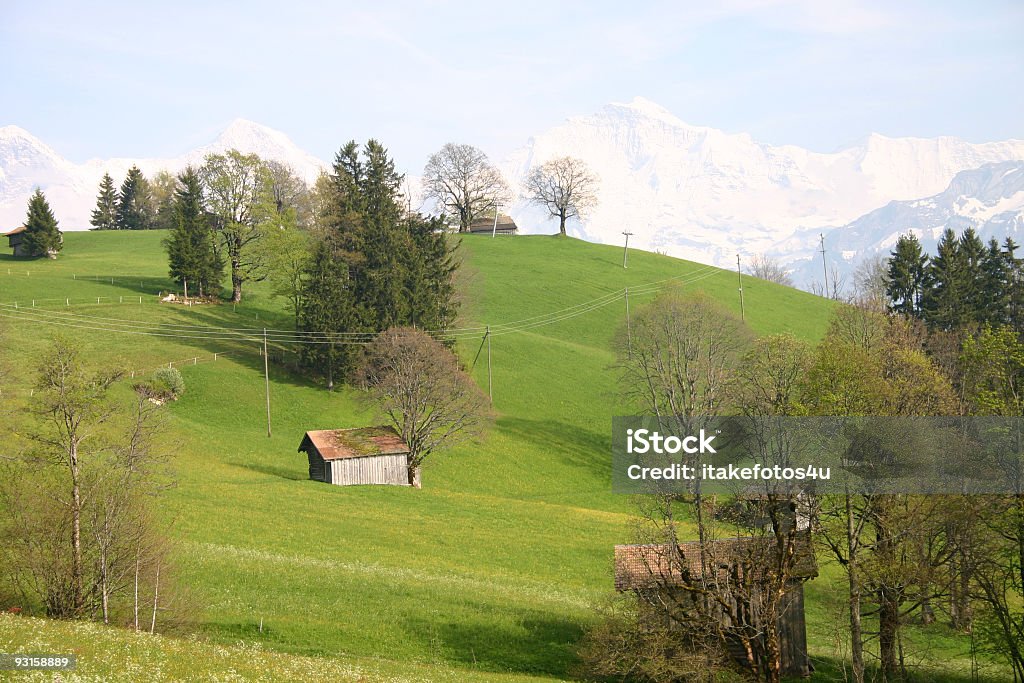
615,533 -> 817,677
468,213 -> 518,235
298,426 -> 418,487
4,226 -> 27,257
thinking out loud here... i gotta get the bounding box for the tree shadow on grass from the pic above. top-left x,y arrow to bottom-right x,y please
498,417 -> 608,482
408,613 -> 585,678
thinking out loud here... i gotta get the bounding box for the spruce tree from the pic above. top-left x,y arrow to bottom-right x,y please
21,189 -> 63,258
978,237 -> 1011,326
300,139 -> 460,388
886,233 -> 928,317
116,166 -> 154,230
923,228 -> 968,330
299,234 -> 361,390
164,167 -> 222,297
1004,237 -> 1024,332
89,173 -> 118,230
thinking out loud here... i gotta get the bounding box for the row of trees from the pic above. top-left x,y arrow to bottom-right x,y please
886,227 -> 1023,330
587,290 -> 1024,682
90,166 -> 172,231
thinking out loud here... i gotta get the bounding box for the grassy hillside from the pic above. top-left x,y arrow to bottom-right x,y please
0,232 -> 1004,681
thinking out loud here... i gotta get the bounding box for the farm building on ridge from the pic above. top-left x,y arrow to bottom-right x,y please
298,426 -> 418,487
4,226 -> 27,256
468,213 -> 518,235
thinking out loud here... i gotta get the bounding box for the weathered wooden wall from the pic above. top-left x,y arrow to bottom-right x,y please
329,454 -> 409,486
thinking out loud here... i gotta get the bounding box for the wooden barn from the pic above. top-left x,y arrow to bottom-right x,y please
468,213 -> 518,235
4,226 -> 27,257
615,533 -> 817,677
298,426 -> 419,487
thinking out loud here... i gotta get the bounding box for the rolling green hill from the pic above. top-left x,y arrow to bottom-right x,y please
0,232 -> 1002,681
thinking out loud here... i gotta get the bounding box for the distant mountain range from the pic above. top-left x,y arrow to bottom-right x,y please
3,100 -> 1023,290
0,120 -> 327,230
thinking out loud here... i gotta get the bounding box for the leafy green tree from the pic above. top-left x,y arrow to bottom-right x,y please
89,173 -> 119,231
21,188 -> 63,258
149,170 -> 180,232
254,207 -> 310,328
886,233 -> 928,317
200,150 -> 273,303
164,167 -> 222,297
115,166 -> 155,230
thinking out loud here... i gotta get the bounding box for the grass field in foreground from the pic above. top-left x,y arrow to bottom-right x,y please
0,231 -> 1009,681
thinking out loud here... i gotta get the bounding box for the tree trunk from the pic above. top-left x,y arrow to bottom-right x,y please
846,494 -> 865,683
231,266 -> 242,303
879,590 -> 900,681
559,210 -> 567,236
70,441 -> 84,617
150,561 -> 160,634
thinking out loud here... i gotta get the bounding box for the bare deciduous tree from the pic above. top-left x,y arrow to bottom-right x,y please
422,143 -> 509,233
748,254 -> 793,287
357,327 -> 491,485
523,156 -> 598,236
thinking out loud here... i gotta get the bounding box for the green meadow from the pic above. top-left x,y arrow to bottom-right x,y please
0,231 -> 1008,681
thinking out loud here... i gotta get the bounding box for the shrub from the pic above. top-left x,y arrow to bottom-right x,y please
152,367 -> 185,399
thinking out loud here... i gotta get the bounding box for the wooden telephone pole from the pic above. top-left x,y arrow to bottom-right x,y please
622,231 -> 634,268
263,329 -> 271,438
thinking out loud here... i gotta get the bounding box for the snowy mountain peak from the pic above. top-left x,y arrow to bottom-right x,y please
213,118 -> 294,150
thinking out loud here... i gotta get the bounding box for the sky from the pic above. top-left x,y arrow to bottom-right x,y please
2,0 -> 1022,174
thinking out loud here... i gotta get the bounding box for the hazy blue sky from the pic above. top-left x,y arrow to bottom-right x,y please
3,0 -> 1022,172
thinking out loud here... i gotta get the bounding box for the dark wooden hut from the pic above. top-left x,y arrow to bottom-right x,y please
298,426 -> 418,487
614,533 -> 817,677
4,226 -> 27,257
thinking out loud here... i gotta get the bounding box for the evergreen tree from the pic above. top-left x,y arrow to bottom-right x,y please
300,139 -> 460,387
89,173 -> 118,230
299,234 -> 361,390
978,237 -> 1011,326
959,227 -> 986,320
886,233 -> 928,317
923,228 -> 969,330
1003,237 -> 1024,332
164,167 -> 222,297
21,189 -> 63,258
115,166 -> 155,230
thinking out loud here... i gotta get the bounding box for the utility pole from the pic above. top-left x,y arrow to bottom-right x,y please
263,328 -> 271,438
491,202 -> 500,238
819,233 -> 830,299
736,254 -> 745,322
486,325 -> 492,402
624,288 -> 632,358
622,231 -> 633,268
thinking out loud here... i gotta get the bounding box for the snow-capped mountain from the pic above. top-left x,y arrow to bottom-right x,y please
0,120 -> 328,230
4,101 -> 1024,291
785,161 -> 1024,288
501,97 -> 1024,269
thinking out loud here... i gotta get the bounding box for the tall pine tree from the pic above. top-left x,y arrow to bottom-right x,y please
115,166 -> 154,230
89,173 -> 118,230
299,233 -> 362,390
21,189 -> 63,258
923,228 -> 969,330
300,139 -> 459,388
164,167 -> 222,297
886,233 -> 928,317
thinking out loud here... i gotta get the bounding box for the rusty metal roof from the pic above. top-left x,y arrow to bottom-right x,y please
614,533 -> 817,591
298,426 -> 410,461
4,226 -> 26,236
